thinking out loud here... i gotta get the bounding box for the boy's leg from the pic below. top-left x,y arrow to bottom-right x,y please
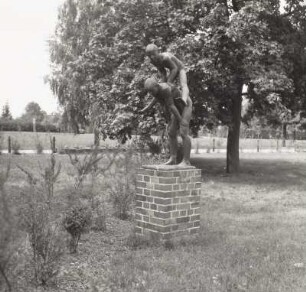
178,104 -> 192,166
164,115 -> 179,165
179,69 -> 189,105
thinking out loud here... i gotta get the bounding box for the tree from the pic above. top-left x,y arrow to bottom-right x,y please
20,102 -> 46,123
243,0 -> 306,143
50,0 -> 306,172
1,103 -> 13,121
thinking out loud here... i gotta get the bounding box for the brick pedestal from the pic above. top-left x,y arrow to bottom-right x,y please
135,165 -> 201,239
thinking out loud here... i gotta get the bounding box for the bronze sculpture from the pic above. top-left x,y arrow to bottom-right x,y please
145,44 -> 189,105
141,77 -> 192,166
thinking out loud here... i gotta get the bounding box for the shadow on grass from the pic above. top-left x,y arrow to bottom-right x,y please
191,153 -> 306,188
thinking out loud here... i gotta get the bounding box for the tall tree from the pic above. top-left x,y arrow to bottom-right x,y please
50,0 -> 306,172
20,102 -> 46,123
1,103 -> 13,120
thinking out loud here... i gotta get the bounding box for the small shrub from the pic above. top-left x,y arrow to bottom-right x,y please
109,179 -> 134,220
19,198 -> 64,287
107,148 -> 137,220
92,204 -> 107,232
40,154 -> 61,209
11,140 -> 20,155
68,148 -> 116,189
63,204 -> 92,253
17,157 -> 64,287
18,154 -> 61,210
30,223 -> 64,286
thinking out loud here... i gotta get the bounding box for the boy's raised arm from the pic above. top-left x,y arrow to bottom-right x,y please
139,98 -> 157,113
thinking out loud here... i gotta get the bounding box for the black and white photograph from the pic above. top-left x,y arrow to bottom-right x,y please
0,0 -> 306,291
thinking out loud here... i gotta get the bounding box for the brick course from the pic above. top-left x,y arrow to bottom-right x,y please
135,166 -> 201,239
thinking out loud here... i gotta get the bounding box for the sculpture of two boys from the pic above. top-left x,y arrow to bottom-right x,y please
141,44 -> 192,166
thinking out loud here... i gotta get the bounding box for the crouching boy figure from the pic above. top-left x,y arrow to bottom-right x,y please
140,77 -> 192,166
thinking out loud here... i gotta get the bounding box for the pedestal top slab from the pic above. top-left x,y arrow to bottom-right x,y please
142,164 -> 196,170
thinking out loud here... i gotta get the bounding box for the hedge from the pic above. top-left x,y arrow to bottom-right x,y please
0,121 -> 59,132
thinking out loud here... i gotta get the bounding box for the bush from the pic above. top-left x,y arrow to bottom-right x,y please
63,203 -> 92,253
19,197 -> 64,287
30,222 -> 64,286
40,154 -> 61,209
107,148 -> 137,220
18,154 -> 61,210
67,148 -> 115,190
109,179 -> 134,220
17,156 -> 64,287
92,203 -> 107,232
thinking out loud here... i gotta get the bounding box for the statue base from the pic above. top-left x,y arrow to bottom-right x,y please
135,165 -> 201,240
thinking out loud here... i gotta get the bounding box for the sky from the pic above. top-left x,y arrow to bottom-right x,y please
0,0 -> 64,118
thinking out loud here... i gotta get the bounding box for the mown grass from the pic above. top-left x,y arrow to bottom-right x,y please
0,152 -> 305,291
0,131 -> 119,150
104,152 -> 306,292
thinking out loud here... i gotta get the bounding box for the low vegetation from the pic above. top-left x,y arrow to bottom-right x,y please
0,152 -> 305,291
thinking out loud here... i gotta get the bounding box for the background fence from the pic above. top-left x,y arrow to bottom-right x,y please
1,131 -> 306,153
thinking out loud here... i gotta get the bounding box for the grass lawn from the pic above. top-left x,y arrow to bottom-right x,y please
0,131 -> 119,150
0,152 -> 305,291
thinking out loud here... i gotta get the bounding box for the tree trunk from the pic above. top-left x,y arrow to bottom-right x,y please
282,123 -> 287,147
226,86 -> 242,174
94,128 -> 100,147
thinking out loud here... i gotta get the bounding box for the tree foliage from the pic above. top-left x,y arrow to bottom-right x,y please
1,103 -> 13,121
49,0 -> 306,171
20,102 -> 46,123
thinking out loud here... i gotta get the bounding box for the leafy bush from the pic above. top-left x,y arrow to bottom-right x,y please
67,148 -> 115,189
18,154 -> 61,210
30,222 -> 64,286
19,194 -> 64,286
109,178 -> 134,220
63,204 -> 92,253
40,154 -> 61,209
17,155 -> 64,286
107,148 -> 137,219
92,203 -> 107,232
